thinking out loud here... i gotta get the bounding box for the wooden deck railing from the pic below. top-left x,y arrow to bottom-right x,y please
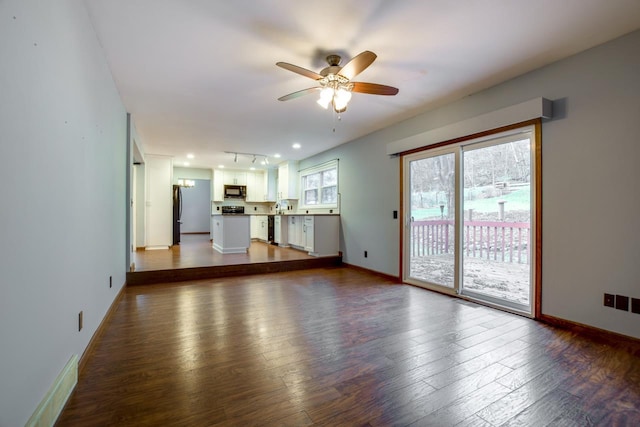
411,220 -> 530,264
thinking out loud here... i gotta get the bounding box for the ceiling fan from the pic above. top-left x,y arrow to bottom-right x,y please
276,50 -> 399,113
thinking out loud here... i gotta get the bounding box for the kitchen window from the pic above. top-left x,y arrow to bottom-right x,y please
300,160 -> 338,208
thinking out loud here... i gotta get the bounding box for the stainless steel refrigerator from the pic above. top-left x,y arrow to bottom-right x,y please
172,185 -> 182,245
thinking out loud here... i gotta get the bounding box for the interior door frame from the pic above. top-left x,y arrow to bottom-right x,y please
399,119 -> 542,318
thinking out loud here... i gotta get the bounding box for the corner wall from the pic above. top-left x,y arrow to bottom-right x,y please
301,30 -> 640,339
0,1 -> 128,425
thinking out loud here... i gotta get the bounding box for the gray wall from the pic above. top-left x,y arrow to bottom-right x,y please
0,1 -> 127,425
180,179 -> 212,233
301,30 -> 640,339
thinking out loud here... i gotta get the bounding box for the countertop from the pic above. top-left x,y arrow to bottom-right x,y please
212,213 -> 340,216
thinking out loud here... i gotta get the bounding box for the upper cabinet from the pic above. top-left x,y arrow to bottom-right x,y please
264,169 -> 277,202
213,169 -> 224,202
214,169 -> 247,202
213,168 -> 277,203
223,171 -> 247,186
245,171 -> 264,202
278,160 -> 298,200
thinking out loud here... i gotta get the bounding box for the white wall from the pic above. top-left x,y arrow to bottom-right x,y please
135,164 -> 146,248
0,1 -> 128,425
173,166 -> 212,182
301,30 -> 640,339
145,155 -> 173,248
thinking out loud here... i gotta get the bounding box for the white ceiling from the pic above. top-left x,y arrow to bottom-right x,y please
84,0 -> 640,171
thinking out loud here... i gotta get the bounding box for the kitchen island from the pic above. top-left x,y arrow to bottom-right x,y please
211,214 -> 250,254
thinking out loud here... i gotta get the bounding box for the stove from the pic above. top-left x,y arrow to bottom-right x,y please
221,205 -> 245,215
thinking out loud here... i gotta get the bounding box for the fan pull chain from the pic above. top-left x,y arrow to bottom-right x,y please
332,109 -> 343,133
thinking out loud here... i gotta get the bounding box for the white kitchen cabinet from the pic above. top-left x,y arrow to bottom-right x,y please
259,215 -> 268,241
277,161 -> 298,200
274,215 -> 288,247
289,215 -> 340,256
287,215 -> 303,247
251,215 -> 268,241
263,169 -> 277,202
245,171 -> 264,202
223,171 -> 247,186
213,169 -> 224,202
250,215 -> 259,239
303,216 -> 315,252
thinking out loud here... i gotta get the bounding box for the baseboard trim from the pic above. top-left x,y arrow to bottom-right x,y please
342,262 -> 401,283
25,354 -> 78,427
78,283 -> 126,375
540,314 -> 640,356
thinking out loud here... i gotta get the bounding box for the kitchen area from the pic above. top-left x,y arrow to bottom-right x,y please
131,157 -> 341,280
209,160 -> 340,257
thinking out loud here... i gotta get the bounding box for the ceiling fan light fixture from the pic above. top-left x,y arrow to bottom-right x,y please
277,50 -> 398,114
317,87 -> 334,109
333,88 -> 352,111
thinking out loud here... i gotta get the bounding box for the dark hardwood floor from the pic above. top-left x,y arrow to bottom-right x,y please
57,266 -> 640,426
128,234 -> 341,285
132,234 -> 316,272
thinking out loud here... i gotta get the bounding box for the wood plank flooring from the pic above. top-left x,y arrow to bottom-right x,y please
128,234 -> 340,285
133,234 -> 316,272
57,267 -> 640,426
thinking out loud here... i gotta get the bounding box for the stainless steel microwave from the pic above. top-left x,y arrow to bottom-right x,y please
224,185 -> 246,199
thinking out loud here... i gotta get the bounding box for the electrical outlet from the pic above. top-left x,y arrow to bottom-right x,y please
631,298 -> 640,314
109,275 -> 112,288
604,293 -> 614,307
615,295 -> 629,311
364,250 -> 368,258
78,311 -> 83,331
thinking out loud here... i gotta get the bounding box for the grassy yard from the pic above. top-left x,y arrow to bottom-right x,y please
412,185 -> 530,220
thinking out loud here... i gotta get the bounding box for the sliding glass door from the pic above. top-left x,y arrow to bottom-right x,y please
404,126 -> 536,315
406,149 -> 458,290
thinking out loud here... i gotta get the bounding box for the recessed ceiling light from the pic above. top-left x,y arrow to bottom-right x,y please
292,143 -> 301,149
218,164 -> 225,168
183,162 -> 190,166
249,167 -> 256,171
186,153 -> 195,159
274,153 -> 281,158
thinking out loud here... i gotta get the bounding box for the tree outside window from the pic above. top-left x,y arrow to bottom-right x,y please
301,162 -> 338,207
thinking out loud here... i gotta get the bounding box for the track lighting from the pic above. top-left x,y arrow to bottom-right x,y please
224,151 -> 272,166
